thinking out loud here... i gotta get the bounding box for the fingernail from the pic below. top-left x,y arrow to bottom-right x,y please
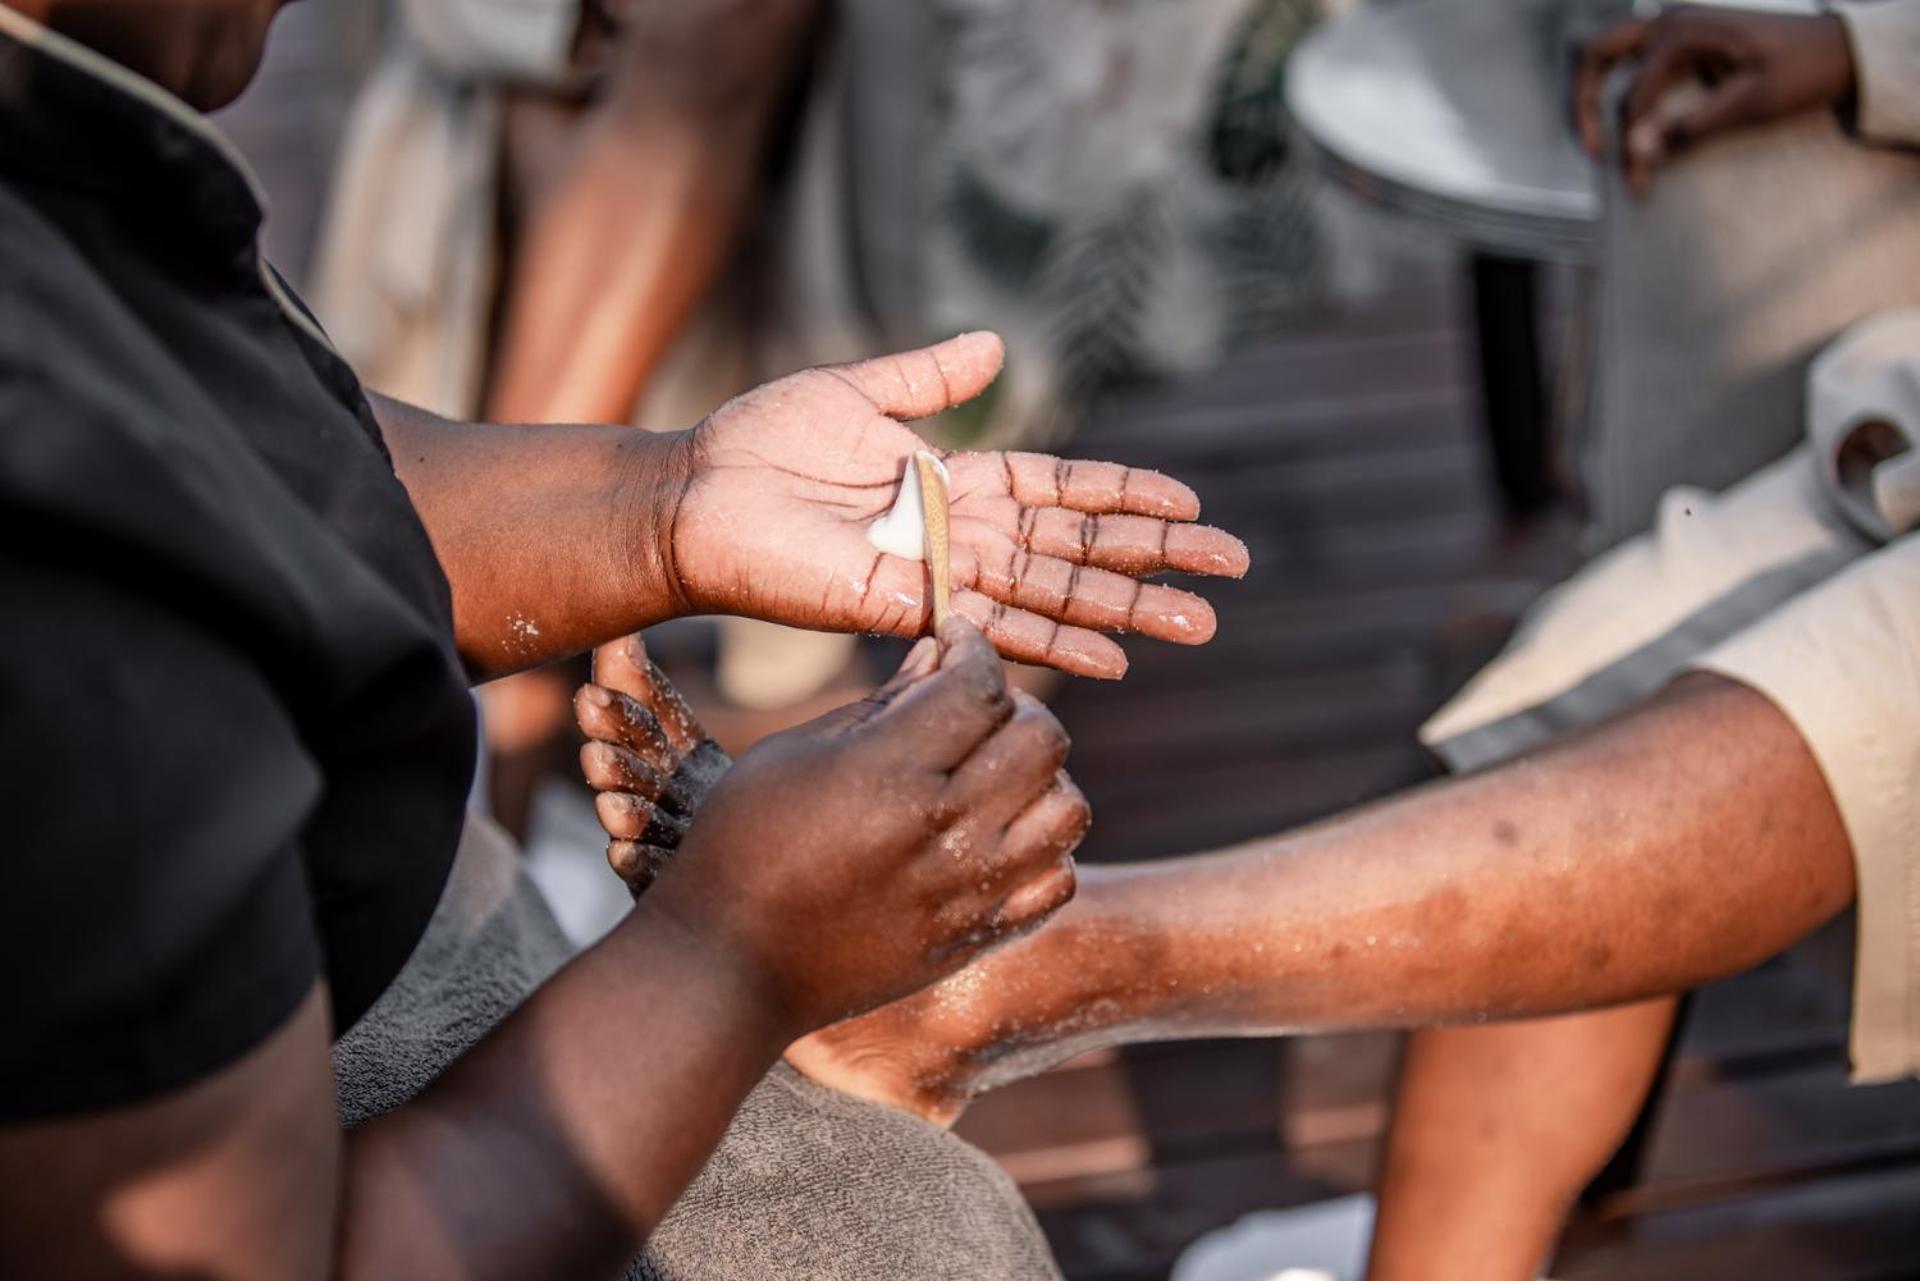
608,841 -> 643,877
584,685 -> 612,708
937,614 -> 979,646
901,637 -> 939,677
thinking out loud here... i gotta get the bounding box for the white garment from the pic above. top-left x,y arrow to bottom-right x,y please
1838,0 -> 1920,149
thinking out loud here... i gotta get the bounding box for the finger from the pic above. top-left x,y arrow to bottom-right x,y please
846,572 -> 1138,678
995,856 -> 1079,934
824,331 -> 1005,421
963,544 -> 1218,645
608,839 -> 677,897
592,633 -> 709,755
955,593 -> 1131,679
943,693 -> 1073,831
859,616 -> 1016,768
1002,772 -> 1092,856
809,634 -> 942,737
967,452 -> 1203,520
1619,34 -> 1704,192
1647,73 -> 1755,159
1572,17 -> 1652,157
1005,507 -> 1249,578
581,737 -> 709,817
881,635 -> 942,692
580,740 -> 670,803
575,684 -> 677,771
590,633 -> 652,699
595,790 -> 692,846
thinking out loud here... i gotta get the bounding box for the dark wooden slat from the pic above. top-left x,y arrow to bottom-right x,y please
1627,1066 -> 1920,1204
1560,1165 -> 1920,1281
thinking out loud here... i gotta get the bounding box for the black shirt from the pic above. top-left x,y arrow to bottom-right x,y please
0,12 -> 477,1119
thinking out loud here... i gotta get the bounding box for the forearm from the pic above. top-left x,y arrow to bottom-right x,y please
339,899 -> 791,1279
370,392 -> 692,679
963,674 -> 1854,1078
486,109 -> 768,426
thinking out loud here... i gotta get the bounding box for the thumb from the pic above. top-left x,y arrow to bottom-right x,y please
800,635 -> 942,738
1625,76 -> 1751,193
825,332 -> 1006,421
857,618 -> 1013,771
1651,73 -> 1757,154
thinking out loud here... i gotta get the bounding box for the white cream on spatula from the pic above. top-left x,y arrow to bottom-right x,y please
867,451 -> 950,561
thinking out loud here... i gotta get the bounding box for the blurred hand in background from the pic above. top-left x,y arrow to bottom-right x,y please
1573,7 -> 1857,195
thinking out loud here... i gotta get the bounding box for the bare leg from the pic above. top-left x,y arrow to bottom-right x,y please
486,0 -> 819,426
1366,1002 -> 1677,1281
779,673 -> 1852,1120
477,1 -> 818,835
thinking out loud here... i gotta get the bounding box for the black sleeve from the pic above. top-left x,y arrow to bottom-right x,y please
0,547 -> 324,1121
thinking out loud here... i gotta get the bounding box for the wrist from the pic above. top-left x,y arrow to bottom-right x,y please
609,424 -> 702,625
613,888 -> 803,1054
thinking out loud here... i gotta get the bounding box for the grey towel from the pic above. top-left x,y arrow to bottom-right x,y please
335,815 -> 1061,1280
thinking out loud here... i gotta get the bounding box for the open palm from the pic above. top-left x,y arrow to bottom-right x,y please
667,333 -> 1248,678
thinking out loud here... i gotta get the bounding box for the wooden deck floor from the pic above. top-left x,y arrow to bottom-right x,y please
216,14 -> 1920,1279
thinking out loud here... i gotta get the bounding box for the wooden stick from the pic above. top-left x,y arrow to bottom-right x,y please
914,451 -> 952,633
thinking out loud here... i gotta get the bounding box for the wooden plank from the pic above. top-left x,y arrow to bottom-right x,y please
1624,1066 -> 1920,1205
1097,332 -> 1472,427
1673,925 -> 1853,1071
1090,386 -> 1474,455
1560,1165 -> 1920,1281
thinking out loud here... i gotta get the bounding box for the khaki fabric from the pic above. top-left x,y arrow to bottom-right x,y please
1697,537 -> 1920,1082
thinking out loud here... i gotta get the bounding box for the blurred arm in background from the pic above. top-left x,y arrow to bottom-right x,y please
469,0 -> 819,832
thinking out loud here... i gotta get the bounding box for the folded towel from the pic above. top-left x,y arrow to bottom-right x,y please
335,814 -> 1061,1279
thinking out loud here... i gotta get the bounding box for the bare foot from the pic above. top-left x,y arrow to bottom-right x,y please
783,969 -> 1004,1126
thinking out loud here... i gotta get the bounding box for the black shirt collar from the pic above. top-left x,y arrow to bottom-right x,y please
0,5 -> 267,261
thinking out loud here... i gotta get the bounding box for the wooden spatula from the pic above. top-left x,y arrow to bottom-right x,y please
913,450 -> 952,633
